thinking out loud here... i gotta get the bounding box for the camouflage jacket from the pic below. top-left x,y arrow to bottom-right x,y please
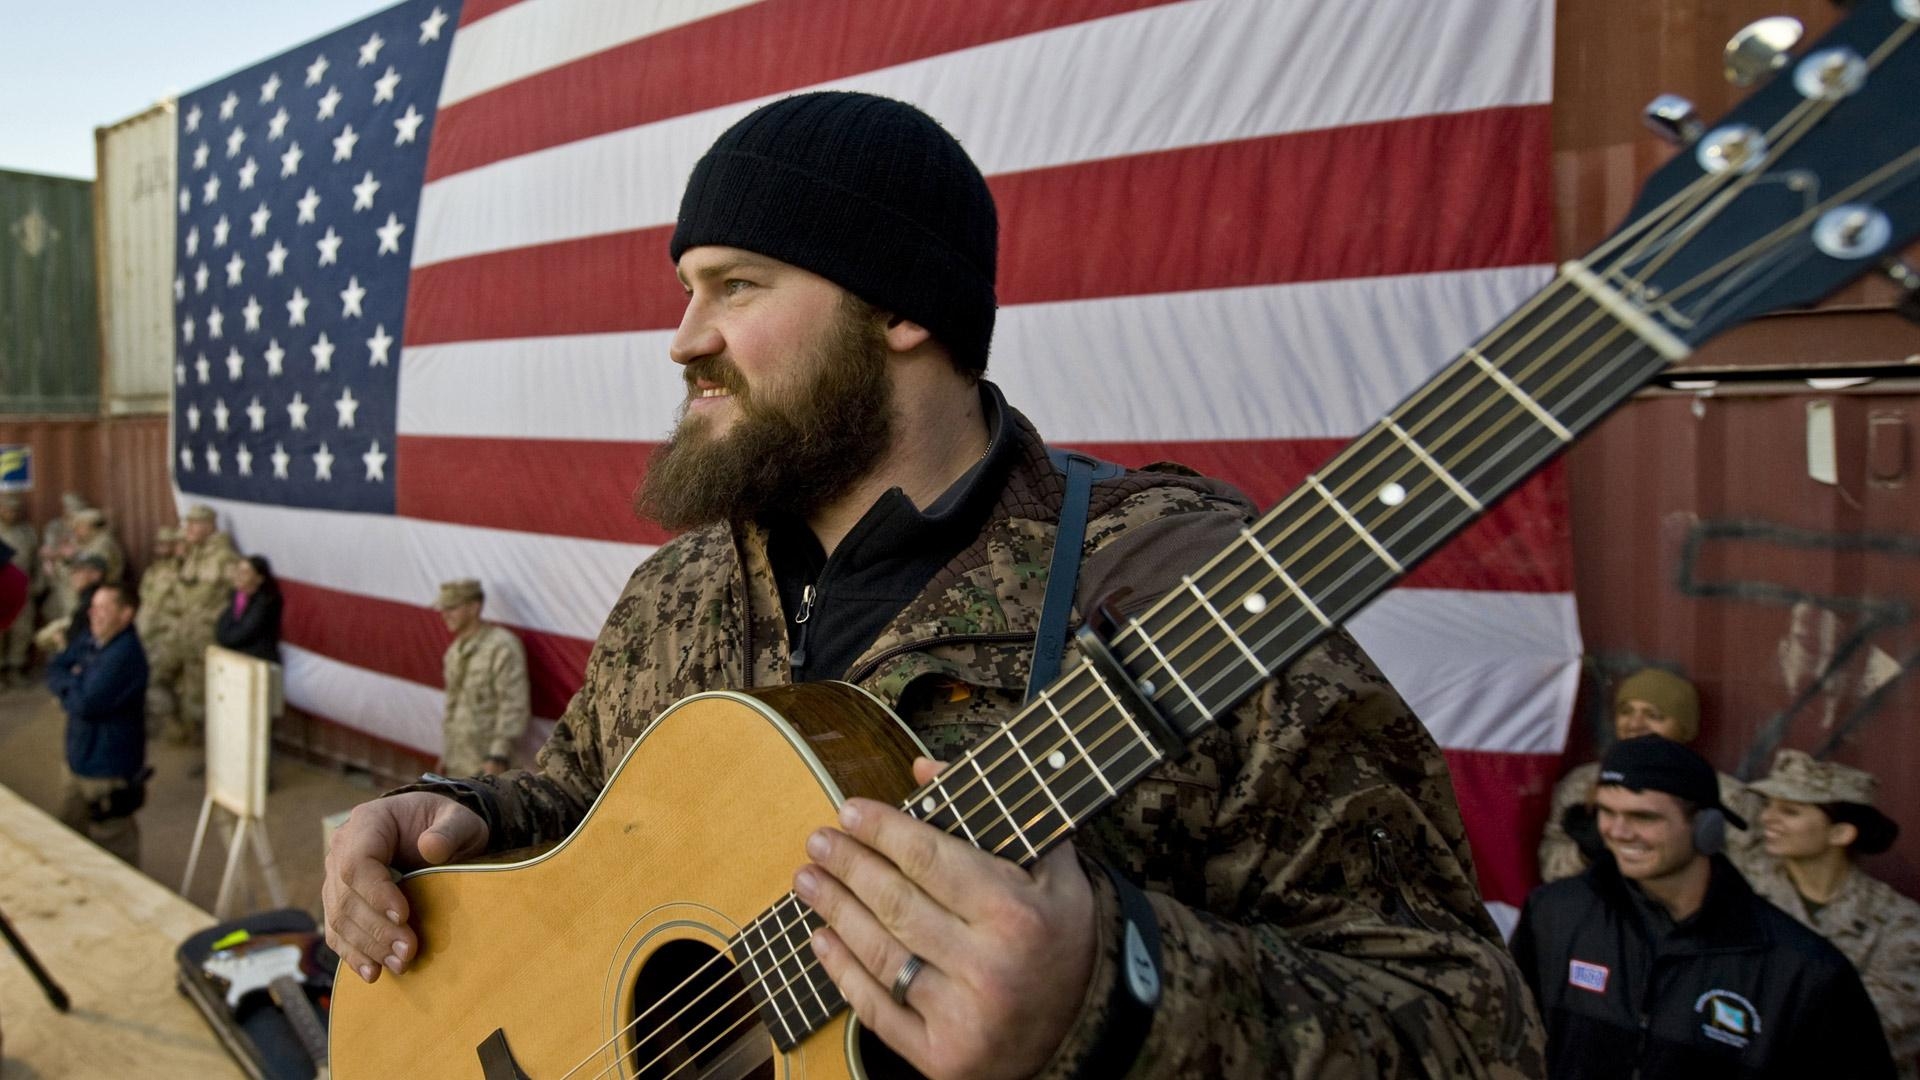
1539,760 -> 1763,883
417,403 -> 1544,1077
135,559 -> 181,641
80,531 -> 126,584
439,623 -> 531,777
168,532 -> 238,638
1747,859 -> 1920,1078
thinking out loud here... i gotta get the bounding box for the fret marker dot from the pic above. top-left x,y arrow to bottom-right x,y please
1048,750 -> 1067,770
1378,482 -> 1407,506
1140,679 -> 1157,697
921,796 -> 937,815
1242,593 -> 1268,615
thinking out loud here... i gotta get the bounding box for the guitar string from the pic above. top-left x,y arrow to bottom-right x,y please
565,165 -> 1728,1079
557,32 -> 1912,1075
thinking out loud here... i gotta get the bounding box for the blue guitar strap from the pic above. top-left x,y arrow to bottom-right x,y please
1028,449 -> 1123,703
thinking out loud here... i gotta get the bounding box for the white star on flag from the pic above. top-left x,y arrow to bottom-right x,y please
206,445 -> 223,475
363,440 -> 388,481
186,403 -> 202,431
287,287 -> 310,326
317,226 -> 343,265
280,141 -> 303,178
366,324 -> 393,366
267,108 -> 290,141
219,91 -> 239,121
179,187 -> 190,214
419,7 -> 448,43
305,54 -> 329,87
226,126 -> 246,158
202,173 -> 221,204
195,354 -> 211,383
271,442 -> 291,480
297,187 -> 321,223
194,262 -> 210,293
242,295 -> 263,331
238,157 -> 259,190
250,202 -> 271,236
264,339 -> 286,376
394,105 -> 425,145
317,85 -> 343,121
235,444 -> 254,476
174,274 -> 185,301
335,387 -> 360,428
376,213 -> 406,255
260,72 -> 281,103
340,277 -> 368,317
287,392 -> 310,430
179,445 -> 194,472
226,347 -> 245,380
181,314 -> 195,344
193,142 -> 210,170
213,215 -> 230,247
373,66 -> 401,104
352,171 -> 380,211
312,332 -> 336,372
185,104 -> 202,132
247,397 -> 266,431
186,226 -> 200,257
358,31 -> 385,66
332,124 -> 360,163
313,442 -> 336,481
266,240 -> 289,276
225,252 -> 245,286
213,398 -> 231,432
175,362 -> 186,386
206,306 -> 225,339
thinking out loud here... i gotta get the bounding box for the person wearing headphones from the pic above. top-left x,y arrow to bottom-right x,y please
1510,735 -> 1895,1079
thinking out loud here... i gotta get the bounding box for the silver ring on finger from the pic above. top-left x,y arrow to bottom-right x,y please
890,953 -> 926,1007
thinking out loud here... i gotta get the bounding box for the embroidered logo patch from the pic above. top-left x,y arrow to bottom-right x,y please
1568,959 -> 1610,994
1694,989 -> 1763,1050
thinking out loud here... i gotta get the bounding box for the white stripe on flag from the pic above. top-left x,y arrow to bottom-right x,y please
439,0 -> 759,106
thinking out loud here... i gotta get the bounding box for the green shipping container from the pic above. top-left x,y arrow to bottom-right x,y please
0,168 -> 99,415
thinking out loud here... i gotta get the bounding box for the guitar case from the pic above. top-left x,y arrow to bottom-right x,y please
175,908 -> 337,1080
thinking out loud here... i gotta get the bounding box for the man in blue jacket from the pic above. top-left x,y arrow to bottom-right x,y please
48,582 -> 149,865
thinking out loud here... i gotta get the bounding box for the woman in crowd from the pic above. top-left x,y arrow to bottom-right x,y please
1537,667 -> 1761,881
214,554 -> 281,663
1747,749 -> 1920,1078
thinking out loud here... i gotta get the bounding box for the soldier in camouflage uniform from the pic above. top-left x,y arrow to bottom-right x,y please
1745,750 -> 1920,1078
70,508 -> 125,584
0,495 -> 39,685
431,579 -> 531,778
148,504 -> 236,743
135,526 -> 183,728
37,492 -> 90,627
325,92 -> 1544,1077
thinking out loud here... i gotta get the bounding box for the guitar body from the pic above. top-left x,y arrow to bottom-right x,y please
328,682 -> 927,1080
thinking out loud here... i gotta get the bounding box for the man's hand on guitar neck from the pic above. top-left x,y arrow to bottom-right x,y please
796,757 -> 1098,1080
322,793 -> 490,984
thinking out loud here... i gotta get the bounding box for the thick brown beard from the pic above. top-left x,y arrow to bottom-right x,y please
634,296 -> 895,530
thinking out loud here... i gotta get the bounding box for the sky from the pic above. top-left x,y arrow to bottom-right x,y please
1,1 -> 399,179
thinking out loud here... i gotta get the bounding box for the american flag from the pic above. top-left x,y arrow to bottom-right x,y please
174,0 -> 1572,921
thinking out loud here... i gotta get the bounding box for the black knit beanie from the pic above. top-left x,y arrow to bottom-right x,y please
670,92 -> 999,374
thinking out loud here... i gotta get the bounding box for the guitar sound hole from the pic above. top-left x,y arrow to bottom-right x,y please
627,940 -> 774,1080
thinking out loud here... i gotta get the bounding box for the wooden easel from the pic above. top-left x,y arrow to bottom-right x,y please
180,645 -> 287,916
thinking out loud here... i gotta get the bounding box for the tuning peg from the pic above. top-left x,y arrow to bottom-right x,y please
1643,95 -> 1706,146
1725,16 -> 1804,85
1884,259 -> 1920,326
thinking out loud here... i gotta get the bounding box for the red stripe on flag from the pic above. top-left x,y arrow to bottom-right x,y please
280,578 -> 592,718
458,0 -> 526,27
404,106 -> 1553,346
394,433 -> 1570,592
1442,746 -> 1563,909
426,0 -> 1178,181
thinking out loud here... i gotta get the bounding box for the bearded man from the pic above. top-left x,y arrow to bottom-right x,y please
323,91 -> 1543,1078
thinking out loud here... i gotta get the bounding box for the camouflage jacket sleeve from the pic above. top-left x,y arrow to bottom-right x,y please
1537,763 -> 1597,884
1035,633 -> 1543,1078
1856,878 -> 1920,1073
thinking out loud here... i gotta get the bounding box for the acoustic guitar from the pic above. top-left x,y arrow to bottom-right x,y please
330,5 -> 1920,1077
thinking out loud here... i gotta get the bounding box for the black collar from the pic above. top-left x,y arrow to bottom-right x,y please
1599,854 -> 1771,954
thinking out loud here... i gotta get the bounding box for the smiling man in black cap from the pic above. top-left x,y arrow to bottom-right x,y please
1511,734 -> 1896,1078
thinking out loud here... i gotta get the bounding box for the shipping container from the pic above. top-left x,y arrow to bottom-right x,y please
95,102 -> 177,416
0,168 -> 99,414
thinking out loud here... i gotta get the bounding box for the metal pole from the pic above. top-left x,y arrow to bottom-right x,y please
0,903 -> 70,1012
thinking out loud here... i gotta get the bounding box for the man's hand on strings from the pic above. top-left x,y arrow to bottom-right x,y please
796,756 -> 1098,1080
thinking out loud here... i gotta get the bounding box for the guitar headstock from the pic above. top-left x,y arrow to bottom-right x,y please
1596,1 -> 1920,346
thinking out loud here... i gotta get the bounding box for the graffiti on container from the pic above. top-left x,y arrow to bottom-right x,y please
1674,518 -> 1920,778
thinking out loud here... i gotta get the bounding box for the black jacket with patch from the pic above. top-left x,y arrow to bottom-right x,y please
1512,853 -> 1894,1079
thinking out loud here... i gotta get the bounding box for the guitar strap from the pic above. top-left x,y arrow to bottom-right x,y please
1028,449 -> 1122,704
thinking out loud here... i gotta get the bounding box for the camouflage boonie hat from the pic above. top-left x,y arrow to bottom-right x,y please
433,579 -> 485,610
70,553 -> 109,575
72,508 -> 105,527
185,504 -> 218,523
60,492 -> 90,513
1748,749 -> 1878,806
155,525 -> 182,542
